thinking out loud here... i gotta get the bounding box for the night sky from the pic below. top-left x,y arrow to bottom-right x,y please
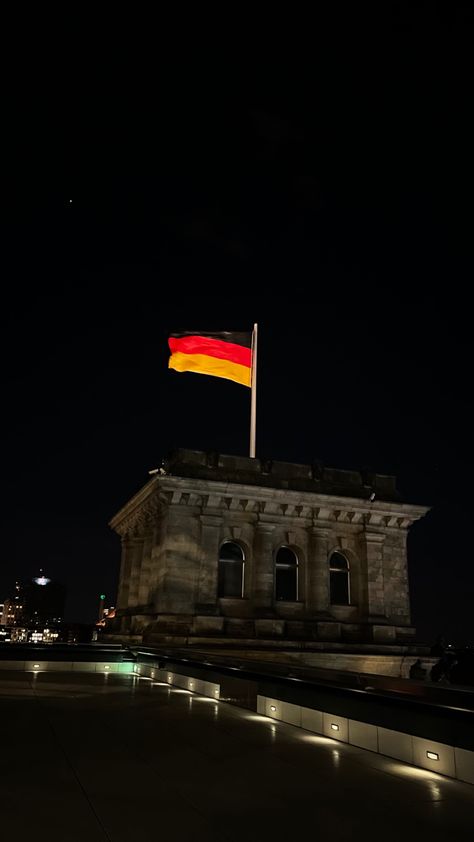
2,9 -> 473,644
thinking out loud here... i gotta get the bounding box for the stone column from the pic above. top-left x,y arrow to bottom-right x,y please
117,535 -> 132,610
196,515 -> 222,610
253,522 -> 275,613
127,536 -> 145,608
308,527 -> 330,613
364,531 -> 386,619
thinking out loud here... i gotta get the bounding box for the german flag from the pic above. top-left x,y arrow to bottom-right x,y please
168,331 -> 253,387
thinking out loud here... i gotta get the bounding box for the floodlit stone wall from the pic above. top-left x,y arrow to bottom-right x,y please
109,451 -> 428,643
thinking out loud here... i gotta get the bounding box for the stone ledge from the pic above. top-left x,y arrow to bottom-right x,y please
193,616 -> 225,635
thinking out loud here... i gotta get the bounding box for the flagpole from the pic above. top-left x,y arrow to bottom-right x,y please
250,323 -> 258,458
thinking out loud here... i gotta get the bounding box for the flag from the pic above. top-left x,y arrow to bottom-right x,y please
168,331 -> 253,387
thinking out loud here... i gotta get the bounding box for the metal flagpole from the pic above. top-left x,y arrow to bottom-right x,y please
249,323 -> 258,458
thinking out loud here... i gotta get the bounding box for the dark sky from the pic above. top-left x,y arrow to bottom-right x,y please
2,8 -> 473,644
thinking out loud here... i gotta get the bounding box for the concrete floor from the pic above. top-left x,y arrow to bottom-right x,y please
0,671 -> 473,841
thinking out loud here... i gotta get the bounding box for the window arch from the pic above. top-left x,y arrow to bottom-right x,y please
329,551 -> 350,605
218,541 -> 245,598
275,546 -> 299,602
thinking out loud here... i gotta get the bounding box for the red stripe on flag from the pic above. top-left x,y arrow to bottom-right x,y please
169,335 -> 252,368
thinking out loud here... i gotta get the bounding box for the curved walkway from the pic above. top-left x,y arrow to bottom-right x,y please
0,671 -> 473,841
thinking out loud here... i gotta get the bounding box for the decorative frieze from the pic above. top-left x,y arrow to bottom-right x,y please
111,493 -> 161,538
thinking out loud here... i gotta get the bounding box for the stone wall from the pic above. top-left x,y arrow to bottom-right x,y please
108,451 -> 428,644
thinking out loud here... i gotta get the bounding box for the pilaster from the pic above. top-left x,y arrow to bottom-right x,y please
156,507 -> 198,613
137,530 -> 154,606
253,522 -> 276,612
197,515 -> 223,610
127,536 -> 145,608
364,531 -> 387,620
116,536 -> 132,610
308,526 -> 331,613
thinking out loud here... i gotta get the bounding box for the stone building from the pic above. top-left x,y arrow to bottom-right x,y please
108,449 -> 428,645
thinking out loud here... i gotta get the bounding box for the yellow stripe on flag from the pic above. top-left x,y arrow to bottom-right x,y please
169,351 -> 251,387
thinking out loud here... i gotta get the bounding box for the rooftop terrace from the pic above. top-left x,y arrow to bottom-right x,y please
1,665 -> 473,841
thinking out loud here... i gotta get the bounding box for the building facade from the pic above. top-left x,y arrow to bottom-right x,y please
0,582 -> 24,626
109,450 -> 429,645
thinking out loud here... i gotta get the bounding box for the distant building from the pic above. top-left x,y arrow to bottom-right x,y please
0,583 -> 24,626
27,627 -> 60,643
0,574 -> 66,644
109,449 -> 429,646
21,573 -> 66,627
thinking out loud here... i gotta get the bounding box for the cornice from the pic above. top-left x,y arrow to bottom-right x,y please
109,478 -> 164,538
109,474 -> 429,536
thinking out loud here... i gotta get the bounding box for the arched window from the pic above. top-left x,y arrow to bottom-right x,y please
275,546 -> 298,602
329,551 -> 350,605
218,541 -> 245,598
